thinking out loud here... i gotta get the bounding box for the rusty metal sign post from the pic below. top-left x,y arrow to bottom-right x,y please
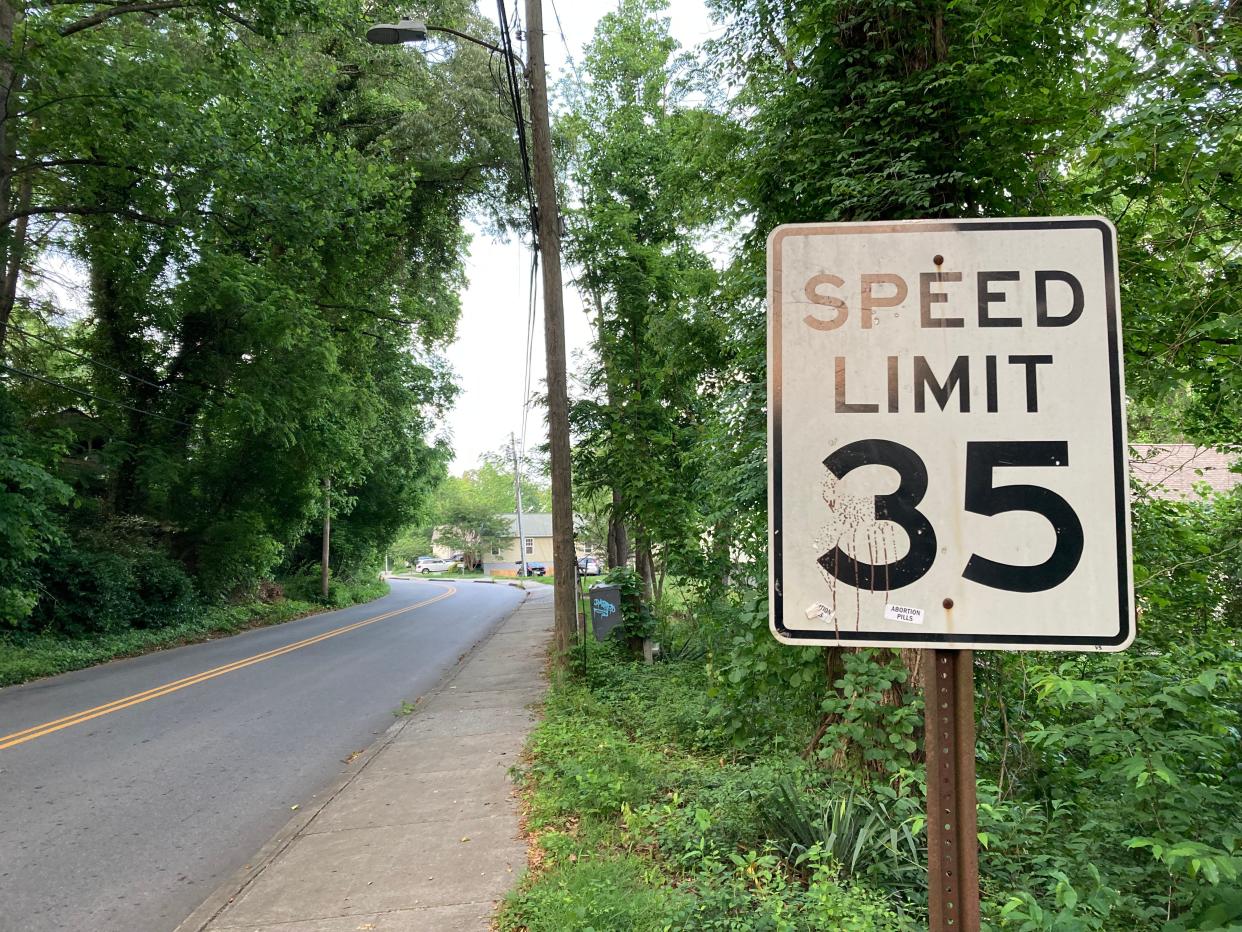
766,218 -> 1136,930
926,649 -> 980,931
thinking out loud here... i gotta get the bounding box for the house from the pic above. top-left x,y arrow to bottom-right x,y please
484,513 -> 557,576
1130,444 -> 1240,501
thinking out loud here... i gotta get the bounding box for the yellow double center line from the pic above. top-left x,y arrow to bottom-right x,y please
0,585 -> 456,752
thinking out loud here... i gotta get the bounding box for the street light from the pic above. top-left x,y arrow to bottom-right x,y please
366,7 -> 578,663
365,18 -> 428,44
366,19 -> 516,61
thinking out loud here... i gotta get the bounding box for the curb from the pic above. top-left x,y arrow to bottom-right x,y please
174,586 -> 533,932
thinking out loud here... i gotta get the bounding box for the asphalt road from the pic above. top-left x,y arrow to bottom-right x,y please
0,578 -> 526,932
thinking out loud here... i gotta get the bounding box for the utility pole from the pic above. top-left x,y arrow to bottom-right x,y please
321,477 -> 331,599
511,432 -> 529,577
524,0 -> 576,662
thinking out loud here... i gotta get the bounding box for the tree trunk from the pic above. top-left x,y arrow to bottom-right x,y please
86,237 -> 160,514
804,646 -> 849,760
607,487 -> 629,568
0,0 -> 21,357
0,173 -> 31,353
526,0 -> 577,666
636,532 -> 655,603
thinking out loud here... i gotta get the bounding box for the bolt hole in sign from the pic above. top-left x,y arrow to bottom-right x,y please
767,218 -> 1134,650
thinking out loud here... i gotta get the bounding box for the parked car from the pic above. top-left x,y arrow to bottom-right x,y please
577,556 -> 602,576
516,561 -> 547,576
417,558 -> 458,574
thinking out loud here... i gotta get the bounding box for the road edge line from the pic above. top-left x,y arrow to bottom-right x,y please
173,586 -> 532,932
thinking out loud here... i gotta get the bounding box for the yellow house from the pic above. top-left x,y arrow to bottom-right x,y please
484,513 -> 558,576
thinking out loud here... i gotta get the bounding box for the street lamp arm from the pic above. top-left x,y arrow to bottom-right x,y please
426,24 -> 521,66
366,18 -> 523,68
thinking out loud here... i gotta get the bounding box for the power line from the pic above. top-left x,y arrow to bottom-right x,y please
496,0 -> 538,240
520,243 -> 538,461
8,323 -> 187,400
548,0 -> 575,69
498,0 -> 541,478
1,363 -> 194,428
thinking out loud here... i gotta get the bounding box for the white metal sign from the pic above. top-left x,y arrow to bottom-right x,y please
768,218 -> 1133,650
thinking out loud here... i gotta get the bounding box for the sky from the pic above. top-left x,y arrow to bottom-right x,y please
444,0 -> 718,473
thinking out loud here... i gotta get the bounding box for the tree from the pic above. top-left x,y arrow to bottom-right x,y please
682,0 -> 1105,760
562,0 -> 727,599
389,527 -> 435,567
0,0 -> 531,627
435,504 -> 511,571
465,446 -> 553,514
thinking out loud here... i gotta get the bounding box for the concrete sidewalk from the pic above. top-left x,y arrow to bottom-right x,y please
178,586 -> 551,932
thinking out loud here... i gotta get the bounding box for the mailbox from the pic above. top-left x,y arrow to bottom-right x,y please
589,584 -> 623,642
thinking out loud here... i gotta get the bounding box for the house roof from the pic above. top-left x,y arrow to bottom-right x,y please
498,513 -> 554,538
1130,444 -> 1240,500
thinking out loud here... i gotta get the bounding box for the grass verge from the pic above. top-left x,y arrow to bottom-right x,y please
0,577 -> 389,688
497,645 -> 922,931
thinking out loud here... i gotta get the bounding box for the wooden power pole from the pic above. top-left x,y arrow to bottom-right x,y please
524,0 -> 577,663
321,477 -> 331,599
511,431 -> 528,578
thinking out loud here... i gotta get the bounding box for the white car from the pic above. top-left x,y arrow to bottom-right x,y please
417,558 -> 458,574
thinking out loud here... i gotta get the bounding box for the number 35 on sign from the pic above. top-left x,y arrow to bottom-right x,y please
767,218 -> 1133,651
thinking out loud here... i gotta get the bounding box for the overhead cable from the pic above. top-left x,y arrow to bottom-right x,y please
8,323 -> 193,402
520,243 -> 538,461
495,0 -> 538,242
1,363 -> 194,428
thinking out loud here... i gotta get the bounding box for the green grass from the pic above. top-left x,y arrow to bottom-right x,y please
496,646 -> 919,932
0,577 -> 389,688
502,854 -> 691,931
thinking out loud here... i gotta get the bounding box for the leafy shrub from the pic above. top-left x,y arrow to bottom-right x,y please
701,592 -> 824,749
510,650 -> 919,931
990,866 -> 1122,931
643,761 -> 791,867
32,544 -> 197,635
0,387 -> 70,629
524,704 -> 665,821
281,565 -> 385,607
581,644 -> 728,753
130,551 -> 197,628
760,779 -> 921,886
37,549 -> 141,635
193,513 -> 284,598
665,850 -> 915,930
601,566 -> 657,639
813,649 -> 922,777
281,566 -> 331,604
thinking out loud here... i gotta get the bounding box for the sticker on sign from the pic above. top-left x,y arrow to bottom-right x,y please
767,218 -> 1134,651
885,604 -> 924,624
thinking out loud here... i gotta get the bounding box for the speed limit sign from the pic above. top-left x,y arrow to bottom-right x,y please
767,218 -> 1134,650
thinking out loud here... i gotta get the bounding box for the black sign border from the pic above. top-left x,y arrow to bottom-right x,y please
769,218 -> 1132,648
